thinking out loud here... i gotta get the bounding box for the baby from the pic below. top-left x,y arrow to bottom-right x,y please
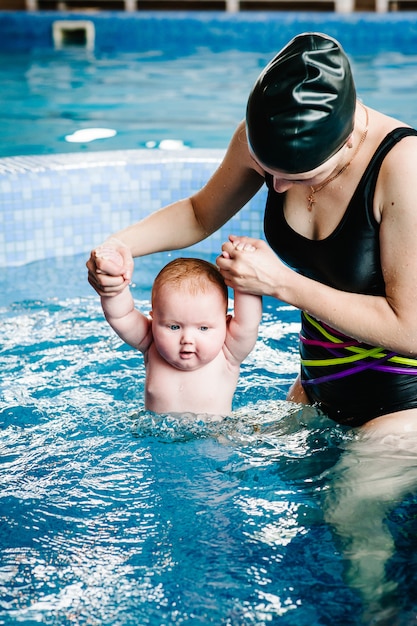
91,248 -> 262,415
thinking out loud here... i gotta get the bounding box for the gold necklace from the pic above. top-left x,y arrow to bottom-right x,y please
306,104 -> 369,212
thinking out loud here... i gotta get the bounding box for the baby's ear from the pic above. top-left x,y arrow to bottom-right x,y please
226,313 -> 233,324
149,310 -> 154,319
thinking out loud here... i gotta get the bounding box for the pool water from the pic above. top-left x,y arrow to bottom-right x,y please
1,253 -> 417,624
1,47 -> 417,157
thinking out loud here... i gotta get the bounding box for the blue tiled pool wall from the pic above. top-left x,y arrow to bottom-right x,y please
0,150 -> 266,266
1,12 -> 417,266
1,11 -> 417,55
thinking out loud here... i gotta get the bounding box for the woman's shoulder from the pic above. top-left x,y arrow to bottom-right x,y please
226,120 -> 265,177
373,112 -> 417,214
368,106 -> 416,140
362,107 -> 417,170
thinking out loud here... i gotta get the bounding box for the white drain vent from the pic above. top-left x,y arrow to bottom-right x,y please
52,20 -> 95,50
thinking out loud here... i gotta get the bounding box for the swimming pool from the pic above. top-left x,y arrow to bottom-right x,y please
2,11 -> 417,626
2,12 -> 417,267
2,46 -> 417,158
1,12 -> 417,157
2,252 -> 417,625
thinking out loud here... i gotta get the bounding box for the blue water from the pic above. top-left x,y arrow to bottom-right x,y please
1,253 -> 417,624
2,23 -> 417,623
1,47 -> 417,157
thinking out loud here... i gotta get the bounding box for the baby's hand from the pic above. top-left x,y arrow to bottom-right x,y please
221,235 -> 256,258
94,245 -> 136,289
94,245 -> 124,268
87,238 -> 134,296
93,245 -> 133,284
230,240 -> 256,252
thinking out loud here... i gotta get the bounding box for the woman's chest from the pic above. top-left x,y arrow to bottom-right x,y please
264,186 -> 384,294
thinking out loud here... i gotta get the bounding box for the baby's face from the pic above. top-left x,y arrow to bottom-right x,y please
151,285 -> 227,371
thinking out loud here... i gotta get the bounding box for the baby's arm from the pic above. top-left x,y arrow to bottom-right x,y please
222,241 -> 262,364
100,288 -> 152,354
93,246 -> 152,353
225,288 -> 262,364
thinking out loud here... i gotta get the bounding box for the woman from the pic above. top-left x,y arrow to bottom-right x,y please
87,32 -> 417,433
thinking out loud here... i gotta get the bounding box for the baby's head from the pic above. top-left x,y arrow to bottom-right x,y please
151,258 -> 229,372
152,258 -> 228,311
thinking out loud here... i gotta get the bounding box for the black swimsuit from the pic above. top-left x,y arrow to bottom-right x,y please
264,127 -> 417,426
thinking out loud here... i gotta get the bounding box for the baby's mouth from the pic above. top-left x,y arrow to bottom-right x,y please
180,350 -> 195,358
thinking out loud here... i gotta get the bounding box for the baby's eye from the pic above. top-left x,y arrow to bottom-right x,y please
169,324 -> 180,331
199,326 -> 209,332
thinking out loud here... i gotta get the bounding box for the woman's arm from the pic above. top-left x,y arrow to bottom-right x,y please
218,229 -> 417,359
218,138 -> 417,357
86,122 -> 264,295
108,122 -> 264,255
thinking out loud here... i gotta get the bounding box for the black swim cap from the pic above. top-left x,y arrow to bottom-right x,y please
246,32 -> 356,174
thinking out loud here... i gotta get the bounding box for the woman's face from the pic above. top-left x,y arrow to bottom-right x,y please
250,140 -> 351,194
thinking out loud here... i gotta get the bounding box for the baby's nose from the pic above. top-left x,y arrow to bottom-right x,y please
180,329 -> 194,343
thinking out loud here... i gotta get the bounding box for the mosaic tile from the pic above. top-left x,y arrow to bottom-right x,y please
0,150 -> 267,267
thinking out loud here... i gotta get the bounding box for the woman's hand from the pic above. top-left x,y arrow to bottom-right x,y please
86,237 -> 134,297
217,234 -> 288,298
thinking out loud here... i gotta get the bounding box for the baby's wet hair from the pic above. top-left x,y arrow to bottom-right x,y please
152,257 -> 228,310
